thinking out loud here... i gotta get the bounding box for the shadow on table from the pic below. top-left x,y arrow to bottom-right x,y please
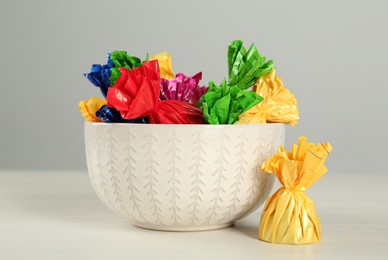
232,222 -> 259,240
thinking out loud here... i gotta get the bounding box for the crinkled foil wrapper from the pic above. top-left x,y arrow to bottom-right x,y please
198,80 -> 263,124
228,40 -> 274,90
236,70 -> 299,125
259,136 -> 332,244
78,97 -> 107,122
160,72 -> 208,104
150,52 -> 175,80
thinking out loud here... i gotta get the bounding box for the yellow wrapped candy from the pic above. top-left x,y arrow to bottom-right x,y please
235,105 -> 266,124
150,52 -> 175,80
258,136 -> 332,244
78,97 -> 106,122
236,69 -> 299,125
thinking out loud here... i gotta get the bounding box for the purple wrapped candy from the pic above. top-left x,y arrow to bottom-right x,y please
160,72 -> 208,105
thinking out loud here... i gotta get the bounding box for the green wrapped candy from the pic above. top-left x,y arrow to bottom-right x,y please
198,80 -> 264,124
228,40 -> 274,90
109,51 -> 148,85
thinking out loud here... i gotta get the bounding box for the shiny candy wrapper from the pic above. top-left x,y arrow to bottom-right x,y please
96,105 -> 148,123
78,97 -> 107,122
84,54 -> 113,97
236,106 -> 267,124
150,100 -> 204,124
107,61 -> 160,120
150,52 -> 175,80
109,50 -> 147,86
258,136 -> 333,244
236,70 -> 299,125
160,72 -> 208,104
107,60 -> 204,124
198,80 -> 263,124
228,40 -> 274,90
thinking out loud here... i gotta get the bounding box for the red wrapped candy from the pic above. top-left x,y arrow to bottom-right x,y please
150,100 -> 205,124
107,60 -> 204,124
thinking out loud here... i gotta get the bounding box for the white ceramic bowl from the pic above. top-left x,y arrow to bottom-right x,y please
84,122 -> 285,231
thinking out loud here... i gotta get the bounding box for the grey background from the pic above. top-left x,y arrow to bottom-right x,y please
0,0 -> 387,173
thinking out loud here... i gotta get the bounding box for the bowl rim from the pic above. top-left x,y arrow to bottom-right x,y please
85,122 -> 285,129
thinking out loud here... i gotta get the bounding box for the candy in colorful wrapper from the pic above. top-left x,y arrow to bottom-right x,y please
78,97 -> 107,122
190,85 -> 209,107
198,80 -> 263,124
235,106 -> 267,124
150,52 -> 175,80
84,54 -> 113,97
160,72 -> 208,104
107,60 -> 204,124
96,105 -> 124,123
96,105 -> 148,123
107,61 -> 160,119
236,70 -> 299,125
109,50 -> 148,86
228,40 -> 274,90
150,100 -> 204,124
258,136 -> 333,244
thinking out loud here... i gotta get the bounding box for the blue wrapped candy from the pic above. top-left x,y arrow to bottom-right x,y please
84,54 -> 114,97
96,105 -> 148,123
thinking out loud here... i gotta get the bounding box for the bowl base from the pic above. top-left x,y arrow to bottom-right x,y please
132,222 -> 234,232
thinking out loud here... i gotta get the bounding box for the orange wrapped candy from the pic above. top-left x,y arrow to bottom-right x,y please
236,105 -> 266,124
150,52 -> 175,80
78,97 -> 106,122
258,136 -> 332,244
236,69 -> 299,125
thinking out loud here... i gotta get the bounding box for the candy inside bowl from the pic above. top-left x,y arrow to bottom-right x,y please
80,40 -> 299,231
84,122 -> 284,231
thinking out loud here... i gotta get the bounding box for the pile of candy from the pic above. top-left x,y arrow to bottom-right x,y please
79,40 -> 299,125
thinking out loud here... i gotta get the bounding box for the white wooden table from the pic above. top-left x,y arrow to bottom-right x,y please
0,171 -> 387,260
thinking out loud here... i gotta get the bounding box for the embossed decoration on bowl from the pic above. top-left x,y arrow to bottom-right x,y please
84,123 -> 285,231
